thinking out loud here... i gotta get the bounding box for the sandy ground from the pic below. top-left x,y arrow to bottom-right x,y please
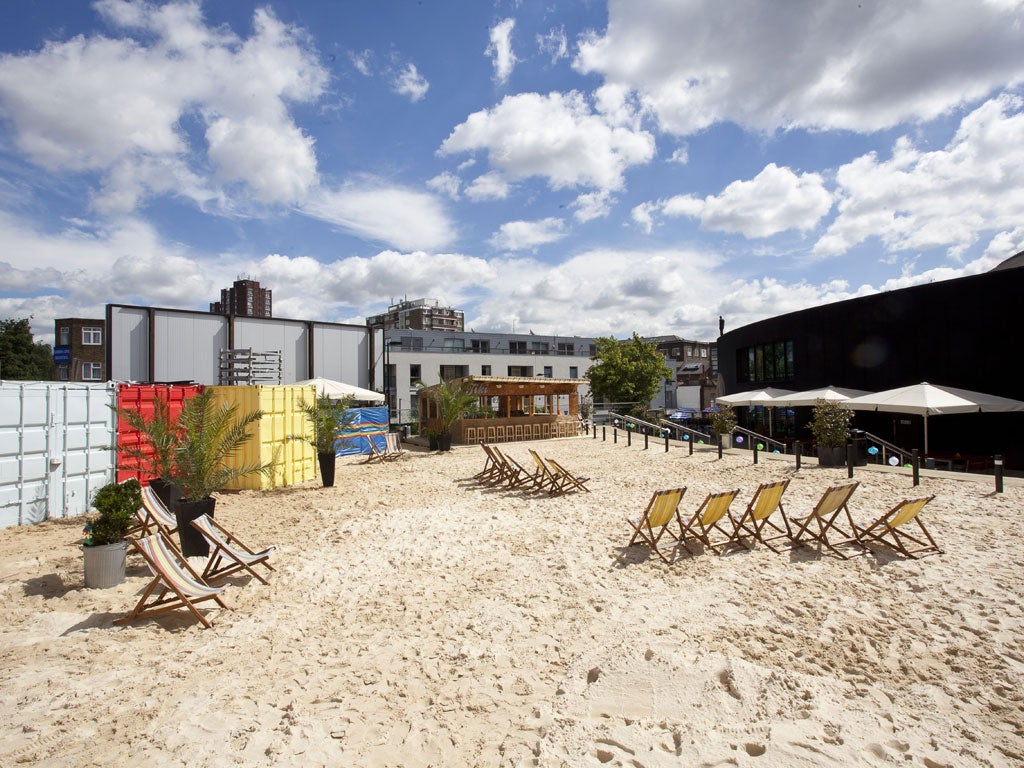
0,436 -> 1022,767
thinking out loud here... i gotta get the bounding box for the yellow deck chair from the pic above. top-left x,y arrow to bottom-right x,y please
527,449 -> 560,493
790,481 -> 861,559
675,489 -> 740,555
114,533 -> 227,629
854,495 -> 941,558
626,488 -> 687,564
727,479 -> 792,553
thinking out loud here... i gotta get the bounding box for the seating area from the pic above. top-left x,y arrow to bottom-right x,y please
622,478 -> 941,564
472,444 -> 590,495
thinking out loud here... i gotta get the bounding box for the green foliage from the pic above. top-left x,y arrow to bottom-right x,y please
114,395 -> 180,482
172,389 -> 275,502
585,333 -> 672,417
423,378 -> 483,433
809,398 -> 853,447
87,479 -> 142,546
709,403 -> 738,436
0,317 -> 55,380
296,393 -> 356,454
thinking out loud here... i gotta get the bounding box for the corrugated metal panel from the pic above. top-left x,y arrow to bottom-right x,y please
233,318 -> 309,384
208,385 -> 317,490
153,311 -> 228,385
0,382 -> 116,528
108,306 -> 150,382
115,383 -> 202,484
313,324 -> 370,386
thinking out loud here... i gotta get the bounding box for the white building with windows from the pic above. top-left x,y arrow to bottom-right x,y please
374,329 -> 597,423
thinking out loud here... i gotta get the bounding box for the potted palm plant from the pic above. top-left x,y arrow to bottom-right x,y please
809,398 -> 852,466
82,479 -> 142,588
295,393 -> 355,487
170,389 -> 275,556
114,394 -> 182,508
421,378 -> 481,451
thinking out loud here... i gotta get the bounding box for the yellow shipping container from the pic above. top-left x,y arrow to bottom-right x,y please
208,385 -> 318,490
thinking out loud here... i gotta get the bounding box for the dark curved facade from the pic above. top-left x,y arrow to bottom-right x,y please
717,259 -> 1024,467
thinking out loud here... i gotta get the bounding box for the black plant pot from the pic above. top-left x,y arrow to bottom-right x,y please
428,435 -> 439,451
148,477 -> 181,510
817,445 -> 846,467
437,433 -> 453,452
172,496 -> 216,557
318,452 -> 336,487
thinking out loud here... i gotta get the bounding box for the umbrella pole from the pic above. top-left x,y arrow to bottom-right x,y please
924,414 -> 929,454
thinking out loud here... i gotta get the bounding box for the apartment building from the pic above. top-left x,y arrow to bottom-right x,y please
53,318 -> 106,382
367,298 -> 464,333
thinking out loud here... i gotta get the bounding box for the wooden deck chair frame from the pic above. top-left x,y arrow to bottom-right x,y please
790,481 -> 861,559
384,432 -> 405,458
728,479 -> 792,553
544,458 -> 591,494
114,533 -> 227,629
626,488 -> 687,564
675,489 -> 740,555
475,444 -> 500,482
854,495 -> 941,559
527,449 -> 560,493
499,451 -> 532,489
191,514 -> 276,584
134,484 -> 180,538
486,446 -> 525,487
362,435 -> 394,463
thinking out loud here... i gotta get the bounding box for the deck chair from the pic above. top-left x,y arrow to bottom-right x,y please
497,450 -> 532,489
475,444 -> 500,482
626,488 -> 687,564
527,449 -> 561,493
790,481 -> 861,559
727,479 -> 793,553
545,458 -> 591,494
854,495 -> 942,559
363,435 -> 394,464
384,432 -> 405,458
190,514 -> 276,584
114,533 -> 228,629
485,446 -> 524,487
675,489 -> 740,555
133,484 -> 179,537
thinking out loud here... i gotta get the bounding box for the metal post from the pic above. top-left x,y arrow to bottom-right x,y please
794,440 -> 802,471
613,428 -> 617,444
602,426 -> 606,441
995,454 -> 1004,494
753,443 -> 758,464
592,423 -> 597,439
846,444 -> 855,479
644,432 -> 649,450
627,428 -> 632,447
665,433 -> 670,453
689,436 -> 693,455
717,436 -> 723,460
912,449 -> 920,487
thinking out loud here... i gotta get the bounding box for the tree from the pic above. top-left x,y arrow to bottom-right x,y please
585,333 -> 672,417
0,318 -> 55,380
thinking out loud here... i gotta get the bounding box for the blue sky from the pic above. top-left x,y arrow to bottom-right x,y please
2,0 -> 1023,346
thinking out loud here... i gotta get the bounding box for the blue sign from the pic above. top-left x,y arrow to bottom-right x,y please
53,346 -> 70,363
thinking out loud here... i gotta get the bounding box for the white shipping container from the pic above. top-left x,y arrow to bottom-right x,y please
0,382 -> 116,528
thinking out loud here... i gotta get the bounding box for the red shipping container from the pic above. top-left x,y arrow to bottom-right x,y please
115,383 -> 202,485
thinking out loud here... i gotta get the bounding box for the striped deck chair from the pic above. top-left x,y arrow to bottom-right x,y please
384,432 -> 405,458
626,488 -> 687,564
190,514 -> 276,584
114,533 -> 227,629
854,495 -> 941,559
726,479 -> 793,553
545,458 -> 591,494
675,489 -> 741,555
790,481 -> 861,559
362,435 -> 391,464
133,484 -> 179,537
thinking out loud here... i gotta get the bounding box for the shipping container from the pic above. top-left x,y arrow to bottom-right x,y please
115,383 -> 202,485
208,385 -> 318,490
0,382 -> 116,528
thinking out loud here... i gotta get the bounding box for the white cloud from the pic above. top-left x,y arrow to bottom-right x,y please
439,91 -> 655,192
350,48 -> 373,76
816,94 -> 1024,258
302,180 -> 457,251
486,18 -> 517,84
0,1 -> 327,211
574,0 -> 1024,135
465,172 -> 510,201
391,62 -> 429,102
426,171 -> 461,199
572,190 -> 614,223
669,146 -> 689,165
488,217 -> 567,251
537,26 -> 568,65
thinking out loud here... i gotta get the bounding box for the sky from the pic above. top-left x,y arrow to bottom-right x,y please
2,0 -> 1023,347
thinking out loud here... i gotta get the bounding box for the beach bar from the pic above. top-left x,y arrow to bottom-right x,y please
418,376 -> 586,444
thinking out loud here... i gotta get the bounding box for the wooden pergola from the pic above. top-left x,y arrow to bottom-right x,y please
419,376 -> 587,444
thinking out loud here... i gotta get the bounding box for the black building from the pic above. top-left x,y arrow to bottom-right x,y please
210,279 -> 272,317
717,254 -> 1024,467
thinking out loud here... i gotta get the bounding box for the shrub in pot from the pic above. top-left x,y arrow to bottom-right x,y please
82,479 -> 142,588
709,403 -> 738,449
809,398 -> 852,466
170,389 -> 275,557
295,393 -> 355,487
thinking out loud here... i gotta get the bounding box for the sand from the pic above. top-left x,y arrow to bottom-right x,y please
1,437 -> 1022,767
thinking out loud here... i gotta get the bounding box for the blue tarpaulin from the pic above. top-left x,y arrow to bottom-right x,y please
335,406 -> 388,456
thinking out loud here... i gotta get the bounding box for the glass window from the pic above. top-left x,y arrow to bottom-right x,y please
569,366 -> 578,378
59,327 -> 70,345
481,365 -> 491,375
557,342 -> 573,356
471,339 -> 490,353
400,336 -> 423,351
543,366 -> 553,378
82,327 -> 102,345
58,364 -> 69,381
530,342 -> 549,355
81,362 -> 102,380
409,364 -> 421,384
442,338 -> 465,352
509,341 -> 527,354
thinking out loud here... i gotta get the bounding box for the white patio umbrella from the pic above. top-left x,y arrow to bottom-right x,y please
293,377 -> 385,403
769,386 -> 871,407
842,382 -> 1024,453
716,387 -> 795,435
